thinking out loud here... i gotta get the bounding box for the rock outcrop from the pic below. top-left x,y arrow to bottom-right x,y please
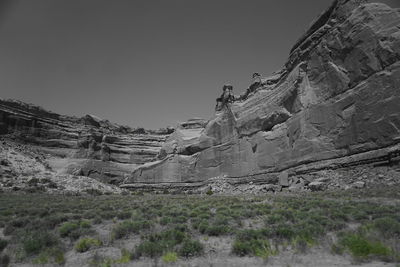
0,99 -> 172,184
123,0 -> 400,187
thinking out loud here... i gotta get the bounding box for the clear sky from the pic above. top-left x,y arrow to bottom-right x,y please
0,0 -> 398,129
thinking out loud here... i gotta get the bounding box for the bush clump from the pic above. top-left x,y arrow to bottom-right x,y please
162,252 -> 178,263
372,217 -> 400,238
338,232 -> 392,259
111,220 -> 151,239
206,188 -> 213,196
178,239 -> 204,257
23,231 -> 58,255
59,222 -> 79,237
135,228 -> 193,258
205,224 -> 231,236
75,238 -> 102,253
32,247 -> 65,265
58,220 -> 92,240
232,229 -> 277,259
136,240 -> 164,258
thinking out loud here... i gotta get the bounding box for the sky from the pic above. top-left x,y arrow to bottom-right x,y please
0,0 -> 398,129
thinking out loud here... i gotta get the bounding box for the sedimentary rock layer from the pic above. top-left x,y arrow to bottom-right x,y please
125,0 -> 400,185
0,99 -> 171,184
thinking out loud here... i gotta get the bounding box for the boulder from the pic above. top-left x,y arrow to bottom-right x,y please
279,171 -> 290,187
352,181 -> 366,188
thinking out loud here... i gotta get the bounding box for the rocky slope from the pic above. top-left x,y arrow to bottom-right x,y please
123,0 -> 400,189
0,99 -> 172,186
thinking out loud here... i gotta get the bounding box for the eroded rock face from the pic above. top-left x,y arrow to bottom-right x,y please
0,99 -> 171,184
125,0 -> 400,185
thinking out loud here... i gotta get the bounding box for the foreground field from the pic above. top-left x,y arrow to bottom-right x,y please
0,187 -> 400,267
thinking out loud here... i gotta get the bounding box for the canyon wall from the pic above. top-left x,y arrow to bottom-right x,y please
0,99 -> 172,184
124,0 -> 400,185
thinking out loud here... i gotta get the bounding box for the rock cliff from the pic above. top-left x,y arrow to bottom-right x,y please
1,0 -> 399,192
0,99 -> 172,184
123,0 -> 400,188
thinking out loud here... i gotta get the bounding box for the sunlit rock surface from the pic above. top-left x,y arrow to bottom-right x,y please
125,0 -> 400,185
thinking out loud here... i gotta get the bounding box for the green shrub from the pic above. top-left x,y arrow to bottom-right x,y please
9,217 -> 29,228
232,238 -> 272,257
44,214 -> 69,229
3,225 -> 15,235
173,215 -> 188,224
265,214 -> 284,225
236,229 -> 263,241
178,239 -> 203,257
114,248 -> 133,263
339,233 -> 391,259
53,248 -> 66,265
372,217 -> 400,238
160,216 -> 177,225
232,229 -> 277,258
196,220 -> 209,234
135,228 -> 191,258
162,252 -> 178,263
291,235 -> 315,253
206,188 -> 213,196
100,210 -> 118,220
111,220 -> 151,239
93,216 -> 102,225
274,224 -> 296,240
58,220 -> 93,240
254,240 -> 277,259
80,220 -> 91,229
147,229 -> 187,249
136,240 -> 164,258
173,224 -> 188,233
232,240 -> 253,256
59,222 -> 79,237
75,238 -> 102,253
23,231 -> 58,255
117,211 -> 132,220
205,224 -> 231,236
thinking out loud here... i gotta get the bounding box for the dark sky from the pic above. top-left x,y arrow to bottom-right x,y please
0,0 -> 398,129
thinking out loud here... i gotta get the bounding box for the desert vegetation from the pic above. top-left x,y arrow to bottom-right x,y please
0,186 -> 399,266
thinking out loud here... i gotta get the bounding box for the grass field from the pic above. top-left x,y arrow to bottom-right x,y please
0,186 -> 400,266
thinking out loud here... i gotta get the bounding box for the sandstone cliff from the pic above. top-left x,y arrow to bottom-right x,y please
0,99 -> 172,184
123,0 -> 400,187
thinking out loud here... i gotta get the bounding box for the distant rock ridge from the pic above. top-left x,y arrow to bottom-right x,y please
0,98 -> 173,184
1,0 -> 399,189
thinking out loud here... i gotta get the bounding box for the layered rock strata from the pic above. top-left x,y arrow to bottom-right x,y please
0,99 -> 172,184
124,0 -> 400,187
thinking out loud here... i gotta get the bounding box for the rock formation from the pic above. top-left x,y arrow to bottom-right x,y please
0,99 -> 172,184
123,0 -> 400,187
1,0 -> 399,192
